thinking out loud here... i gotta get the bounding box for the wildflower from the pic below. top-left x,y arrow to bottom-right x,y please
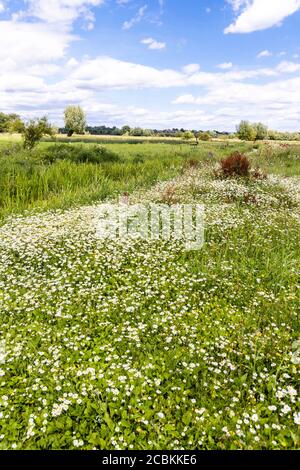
293,412 -> 300,425
73,439 -> 84,447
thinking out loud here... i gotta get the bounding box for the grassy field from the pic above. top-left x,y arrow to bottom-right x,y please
0,137 -> 299,450
0,138 -> 252,220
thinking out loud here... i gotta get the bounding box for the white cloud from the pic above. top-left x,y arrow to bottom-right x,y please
123,4 -> 147,30
182,64 -> 200,74
15,0 -> 104,28
217,62 -> 233,69
141,37 -> 166,50
172,74 -> 300,130
70,56 -> 186,89
2,1 -> 300,131
225,0 -> 300,34
257,49 -> 272,58
0,21 -> 73,68
0,1 -> 5,14
227,0 -> 249,12
275,61 -> 300,73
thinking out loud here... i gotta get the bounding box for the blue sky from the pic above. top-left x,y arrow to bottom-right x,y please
1,0 -> 300,130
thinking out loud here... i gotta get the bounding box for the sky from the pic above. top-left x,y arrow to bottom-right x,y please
1,0 -> 300,131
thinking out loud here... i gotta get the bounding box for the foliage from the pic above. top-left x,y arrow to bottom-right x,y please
64,105 -> 87,136
41,144 -> 120,164
8,118 -> 25,134
219,152 -> 251,177
22,117 -> 54,150
236,121 -> 269,141
198,131 -> 212,141
0,113 -> 21,133
254,122 -> 268,140
121,125 -> 131,135
236,121 -> 257,141
182,131 -> 195,141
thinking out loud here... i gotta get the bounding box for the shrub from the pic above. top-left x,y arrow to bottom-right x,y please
42,144 -> 120,164
198,131 -> 212,142
22,117 -> 54,150
182,131 -> 195,141
236,121 -> 257,141
218,152 -> 251,178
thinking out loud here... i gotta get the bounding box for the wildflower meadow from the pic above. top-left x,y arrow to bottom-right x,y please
0,140 -> 299,450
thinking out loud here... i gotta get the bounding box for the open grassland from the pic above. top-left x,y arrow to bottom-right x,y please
0,138 -> 299,450
0,139 -> 253,220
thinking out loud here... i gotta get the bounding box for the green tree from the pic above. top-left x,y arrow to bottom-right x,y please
0,113 -> 21,133
236,121 -> 257,141
129,127 -> 144,136
182,131 -> 194,141
198,131 -> 212,141
22,117 -> 54,150
64,105 -> 87,136
8,117 -> 25,134
253,122 -> 268,140
121,125 -> 131,135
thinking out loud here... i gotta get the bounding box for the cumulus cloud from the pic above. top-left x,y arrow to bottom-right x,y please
0,21 -> 73,69
2,1 -> 300,130
15,0 -> 104,28
172,74 -> 300,130
2,49 -> 300,129
182,64 -> 201,74
217,62 -> 233,69
141,37 -> 166,50
225,0 -> 300,34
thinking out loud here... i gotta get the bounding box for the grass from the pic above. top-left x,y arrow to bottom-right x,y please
0,137 -> 299,450
0,139 -> 252,220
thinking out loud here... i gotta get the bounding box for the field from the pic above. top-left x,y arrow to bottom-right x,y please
0,137 -> 299,450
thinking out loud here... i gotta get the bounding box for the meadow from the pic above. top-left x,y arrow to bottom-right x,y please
0,136 -> 299,450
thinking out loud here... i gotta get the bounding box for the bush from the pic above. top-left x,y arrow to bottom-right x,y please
236,121 -> 257,141
218,152 -> 251,178
198,132 -> 211,142
23,117 -> 54,150
42,144 -> 120,164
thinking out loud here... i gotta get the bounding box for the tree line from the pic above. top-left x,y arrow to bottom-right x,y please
1,107 -> 300,149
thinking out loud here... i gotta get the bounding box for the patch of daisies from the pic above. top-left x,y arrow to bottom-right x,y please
0,169 -> 299,449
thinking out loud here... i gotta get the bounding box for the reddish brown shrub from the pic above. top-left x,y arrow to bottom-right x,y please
219,152 -> 251,177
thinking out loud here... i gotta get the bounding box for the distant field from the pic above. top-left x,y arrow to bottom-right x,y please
0,133 -> 185,145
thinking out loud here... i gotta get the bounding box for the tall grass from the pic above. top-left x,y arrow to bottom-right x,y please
1,139 -> 299,220
0,142 -> 187,219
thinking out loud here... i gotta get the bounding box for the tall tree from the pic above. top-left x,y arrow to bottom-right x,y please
64,106 -> 87,136
236,121 -> 257,141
